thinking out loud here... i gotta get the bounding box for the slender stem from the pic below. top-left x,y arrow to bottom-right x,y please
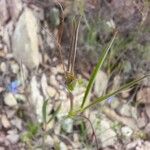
77,115 -> 99,150
68,15 -> 81,74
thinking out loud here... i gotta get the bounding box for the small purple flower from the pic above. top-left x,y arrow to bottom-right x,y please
6,80 -> 21,93
107,96 -> 115,103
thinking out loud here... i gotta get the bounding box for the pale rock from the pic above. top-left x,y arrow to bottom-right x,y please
121,89 -> 131,98
56,74 -> 63,82
59,91 -> 67,101
98,118 -> 117,147
19,64 -> 28,83
0,147 -> 5,150
47,86 -> 57,97
131,107 -> 138,120
4,93 -> 17,107
0,62 -> 7,73
0,131 -> 6,143
7,0 -> 22,21
51,67 -> 58,75
41,73 -> 49,98
119,103 -> 132,117
112,75 -> 122,90
126,140 -> 143,150
45,135 -> 54,146
110,96 -> 121,109
60,142 -> 68,150
0,0 -> 9,25
10,62 -> 19,74
12,8 -> 41,69
5,109 -> 16,119
123,61 -> 132,74
2,22 -> 14,51
30,76 -> 44,122
89,113 -> 117,148
144,123 -> 150,133
94,71 -> 108,97
136,87 -> 150,104
121,126 -> 133,138
1,115 -> 11,129
11,117 -> 22,130
137,113 -> 147,128
145,104 -> 150,119
143,141 -> 150,150
49,75 -> 58,87
6,129 -> 19,144
61,118 -> 73,133
54,124 -> 61,135
56,64 -> 64,74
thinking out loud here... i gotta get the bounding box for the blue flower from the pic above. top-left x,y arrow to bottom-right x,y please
107,96 -> 115,103
6,80 -> 21,93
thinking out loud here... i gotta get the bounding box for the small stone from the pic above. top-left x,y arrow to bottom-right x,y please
119,103 -> 132,117
121,89 -> 131,99
100,119 -> 117,147
137,113 -> 147,129
0,0 -> 10,25
123,61 -> 132,74
143,141 -> 150,150
11,117 -> 22,130
110,96 -> 121,109
4,93 -> 17,107
6,130 -> 19,144
45,135 -> 54,146
30,76 -> 44,122
10,62 -> 19,74
49,75 -> 58,87
131,107 -> 138,120
145,104 -> 150,119
47,86 -> 57,97
112,75 -> 122,90
136,87 -> 150,104
5,109 -> 16,119
121,126 -> 133,138
1,115 -> 11,129
94,71 -> 108,97
7,0 -> 22,21
41,73 -> 49,98
60,142 -> 68,150
145,123 -> 150,133
0,62 -> 7,73
61,118 -> 73,133
0,147 -> 5,150
0,131 -> 6,143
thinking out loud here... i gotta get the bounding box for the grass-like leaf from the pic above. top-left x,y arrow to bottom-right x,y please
47,103 -> 61,123
81,75 -> 149,112
80,32 -> 117,108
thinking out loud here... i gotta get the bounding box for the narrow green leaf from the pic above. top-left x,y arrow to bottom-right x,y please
82,75 -> 149,112
42,100 -> 49,123
47,103 -> 61,123
80,32 -> 117,108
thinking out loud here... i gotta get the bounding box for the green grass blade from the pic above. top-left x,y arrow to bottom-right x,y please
80,32 -> 117,108
47,103 -> 61,123
82,75 -> 149,111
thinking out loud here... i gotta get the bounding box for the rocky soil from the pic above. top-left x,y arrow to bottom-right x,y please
0,0 -> 150,150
